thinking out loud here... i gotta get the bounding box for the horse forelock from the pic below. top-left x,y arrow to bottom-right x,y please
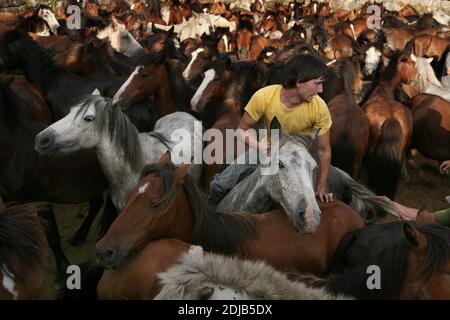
76,95 -> 143,171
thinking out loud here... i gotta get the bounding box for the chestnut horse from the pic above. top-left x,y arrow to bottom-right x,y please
325,58 -> 369,180
0,203 -> 46,299
304,221 -> 450,299
96,156 -> 365,279
410,94 -> 450,162
362,51 -> 418,198
114,54 -> 194,117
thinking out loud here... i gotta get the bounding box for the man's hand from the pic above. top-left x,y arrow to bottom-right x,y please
315,184 -> 333,203
440,160 -> 450,174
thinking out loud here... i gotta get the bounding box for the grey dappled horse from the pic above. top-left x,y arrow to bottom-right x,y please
35,95 -> 202,210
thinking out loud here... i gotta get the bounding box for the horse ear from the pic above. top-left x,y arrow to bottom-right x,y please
403,223 -> 418,246
403,223 -> 427,250
410,53 -> 417,63
158,151 -> 172,165
91,88 -> 101,95
426,57 -> 433,64
168,26 -> 175,38
175,164 -> 189,184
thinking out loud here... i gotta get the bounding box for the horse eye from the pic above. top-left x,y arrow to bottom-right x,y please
140,73 -> 149,78
84,116 -> 94,122
279,161 -> 285,169
149,202 -> 160,208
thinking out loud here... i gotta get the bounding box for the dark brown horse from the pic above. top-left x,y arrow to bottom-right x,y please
325,58 -> 369,180
96,156 -> 365,278
304,221 -> 450,299
0,203 -> 46,299
362,50 -> 418,198
410,94 -> 450,162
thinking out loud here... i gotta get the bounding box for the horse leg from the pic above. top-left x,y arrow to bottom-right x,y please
68,194 -> 105,246
39,205 -> 70,289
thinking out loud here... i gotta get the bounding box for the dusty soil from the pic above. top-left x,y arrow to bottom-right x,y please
36,150 -> 450,299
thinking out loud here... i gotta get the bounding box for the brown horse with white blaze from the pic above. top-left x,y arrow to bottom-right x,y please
95,155 -> 365,280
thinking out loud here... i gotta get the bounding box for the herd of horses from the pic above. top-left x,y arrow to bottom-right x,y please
0,0 -> 449,300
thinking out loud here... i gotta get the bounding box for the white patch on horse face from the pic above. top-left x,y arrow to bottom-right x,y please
138,182 -> 150,194
222,34 -> 229,52
2,265 -> 18,300
38,8 -> 60,34
113,66 -> 142,103
182,48 -> 205,80
190,68 -> 215,112
349,23 -> 356,40
364,46 -> 381,76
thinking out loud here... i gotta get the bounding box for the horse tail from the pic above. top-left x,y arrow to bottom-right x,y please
331,130 -> 354,177
327,166 -> 396,223
368,119 -> 403,199
57,261 -> 103,300
193,206 -> 258,256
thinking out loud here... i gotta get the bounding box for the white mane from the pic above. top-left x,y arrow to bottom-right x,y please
155,245 -> 352,300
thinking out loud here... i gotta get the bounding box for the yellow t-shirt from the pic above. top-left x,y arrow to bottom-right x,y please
244,85 -> 332,136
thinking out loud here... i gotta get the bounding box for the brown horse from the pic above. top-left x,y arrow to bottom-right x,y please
0,203 -> 46,299
115,54 -> 194,117
0,74 -> 52,124
413,35 -> 450,61
96,156 -> 365,278
410,94 -> 450,162
97,238 -> 190,299
326,58 -> 369,180
362,50 -> 418,198
323,35 -> 356,61
304,221 -> 450,299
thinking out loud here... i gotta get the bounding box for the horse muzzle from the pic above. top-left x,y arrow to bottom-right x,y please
35,130 -> 57,155
95,246 -> 123,270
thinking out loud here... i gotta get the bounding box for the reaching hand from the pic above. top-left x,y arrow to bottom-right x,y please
440,160 -> 450,174
315,185 -> 333,203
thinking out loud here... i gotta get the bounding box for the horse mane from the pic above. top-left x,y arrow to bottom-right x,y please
380,51 -> 402,82
139,162 -> 259,256
165,59 -> 195,111
0,204 -> 45,282
332,57 -> 359,96
155,245 -> 351,300
224,61 -> 265,112
75,95 -> 143,171
325,222 -> 450,299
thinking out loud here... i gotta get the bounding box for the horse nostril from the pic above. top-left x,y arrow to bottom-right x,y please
96,248 -> 116,265
35,133 -> 54,151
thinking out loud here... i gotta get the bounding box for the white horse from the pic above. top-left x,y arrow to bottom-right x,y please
37,6 -> 60,35
35,94 -> 202,210
155,245 -> 351,300
412,55 -> 450,101
97,18 -> 144,58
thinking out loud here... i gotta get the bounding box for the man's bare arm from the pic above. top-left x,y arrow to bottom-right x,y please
316,130 -> 333,202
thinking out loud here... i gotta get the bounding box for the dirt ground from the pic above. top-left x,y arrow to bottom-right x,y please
36,150 -> 450,299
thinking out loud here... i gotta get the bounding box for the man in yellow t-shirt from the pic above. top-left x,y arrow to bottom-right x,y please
208,54 -> 333,209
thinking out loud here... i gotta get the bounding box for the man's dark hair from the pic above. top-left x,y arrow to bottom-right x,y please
282,54 -> 328,89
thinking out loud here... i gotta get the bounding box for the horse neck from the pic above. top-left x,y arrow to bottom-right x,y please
96,136 -> 141,210
168,184 -> 195,241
